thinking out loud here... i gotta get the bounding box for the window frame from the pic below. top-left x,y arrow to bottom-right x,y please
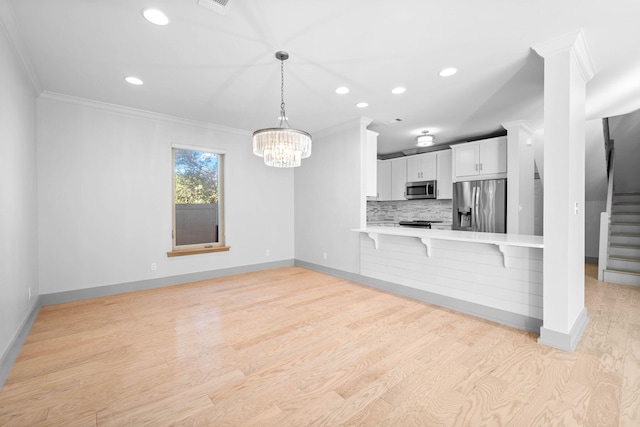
167,144 -> 229,257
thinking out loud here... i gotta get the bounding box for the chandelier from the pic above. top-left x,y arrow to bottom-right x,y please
253,51 -> 312,168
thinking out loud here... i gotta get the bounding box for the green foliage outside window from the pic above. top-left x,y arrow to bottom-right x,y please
174,149 -> 219,204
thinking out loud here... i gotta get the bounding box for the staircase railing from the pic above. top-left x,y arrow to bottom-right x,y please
598,146 -> 615,280
603,118 -> 613,175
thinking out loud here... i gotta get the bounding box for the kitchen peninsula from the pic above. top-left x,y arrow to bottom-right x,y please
353,226 -> 543,332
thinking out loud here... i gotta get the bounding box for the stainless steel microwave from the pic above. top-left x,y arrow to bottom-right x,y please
405,180 -> 437,199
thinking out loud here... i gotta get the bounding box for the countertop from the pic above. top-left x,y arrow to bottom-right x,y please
354,226 -> 543,248
367,221 -> 453,228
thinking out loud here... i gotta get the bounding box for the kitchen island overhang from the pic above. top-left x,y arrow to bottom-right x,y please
353,227 -> 544,333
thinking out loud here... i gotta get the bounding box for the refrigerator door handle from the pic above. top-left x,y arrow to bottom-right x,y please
472,185 -> 478,231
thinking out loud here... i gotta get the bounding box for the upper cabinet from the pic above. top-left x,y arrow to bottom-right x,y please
376,160 -> 392,201
436,149 -> 452,199
478,137 -> 507,175
376,158 -> 406,201
452,136 -> 507,182
406,152 -> 436,182
390,157 -> 407,200
373,148 -> 453,201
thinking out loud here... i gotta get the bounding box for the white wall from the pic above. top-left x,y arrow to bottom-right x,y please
584,118 -> 607,261
533,130 -> 544,236
294,118 -> 365,274
609,108 -> 640,193
533,129 -> 544,186
533,176 -> 543,236
504,122 -> 535,235
0,16 -> 39,363
585,199 -> 606,261
37,94 -> 295,294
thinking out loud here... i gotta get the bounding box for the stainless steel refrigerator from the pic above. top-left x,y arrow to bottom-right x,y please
452,179 -> 506,233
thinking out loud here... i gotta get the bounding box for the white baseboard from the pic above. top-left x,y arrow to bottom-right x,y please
0,298 -> 41,390
538,307 -> 589,352
295,260 -> 543,333
41,260 -> 295,306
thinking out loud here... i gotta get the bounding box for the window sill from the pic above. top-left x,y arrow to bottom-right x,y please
167,246 -> 231,257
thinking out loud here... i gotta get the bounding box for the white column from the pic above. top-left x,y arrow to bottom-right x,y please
533,30 -> 596,351
359,117 -> 374,229
502,120 -> 535,235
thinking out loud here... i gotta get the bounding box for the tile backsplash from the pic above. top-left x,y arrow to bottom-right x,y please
367,199 -> 453,223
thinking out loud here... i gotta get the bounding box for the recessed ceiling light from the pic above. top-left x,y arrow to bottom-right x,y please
125,76 -> 144,85
142,9 -> 169,26
355,102 -> 369,108
439,67 -> 458,77
335,86 -> 349,95
391,87 -> 406,94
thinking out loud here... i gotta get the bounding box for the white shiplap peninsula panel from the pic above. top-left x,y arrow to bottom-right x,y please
359,232 -> 544,322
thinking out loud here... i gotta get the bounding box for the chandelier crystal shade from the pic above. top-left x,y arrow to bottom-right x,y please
253,51 -> 312,168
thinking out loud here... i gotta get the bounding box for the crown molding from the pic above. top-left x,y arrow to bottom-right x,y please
38,91 -> 252,136
532,29 -> 597,83
0,0 -> 42,94
360,116 -> 373,128
502,120 -> 536,136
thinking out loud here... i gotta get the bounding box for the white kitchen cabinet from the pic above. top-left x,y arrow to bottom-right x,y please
436,149 -> 452,199
365,130 -> 379,198
452,136 -> 507,182
376,160 -> 392,201
375,158 -> 405,201
390,157 -> 407,200
479,137 -> 507,175
453,144 -> 479,177
406,152 -> 436,182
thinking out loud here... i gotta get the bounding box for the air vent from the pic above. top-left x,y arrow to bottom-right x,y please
197,0 -> 233,15
385,118 -> 403,125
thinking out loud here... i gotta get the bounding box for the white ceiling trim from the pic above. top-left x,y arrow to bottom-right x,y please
0,0 -> 41,94
532,29 -> 597,83
38,91 -> 251,136
502,120 -> 537,137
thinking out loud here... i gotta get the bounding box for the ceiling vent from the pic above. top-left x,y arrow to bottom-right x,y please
197,0 -> 233,16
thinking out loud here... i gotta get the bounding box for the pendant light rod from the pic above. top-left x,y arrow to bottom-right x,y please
276,51 -> 289,128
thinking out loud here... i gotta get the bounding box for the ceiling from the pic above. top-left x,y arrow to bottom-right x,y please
7,0 -> 640,154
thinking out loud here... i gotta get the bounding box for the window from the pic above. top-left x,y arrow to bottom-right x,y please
168,146 -> 228,256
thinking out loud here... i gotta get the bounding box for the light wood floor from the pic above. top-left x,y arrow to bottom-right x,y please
1,264 -> 639,426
